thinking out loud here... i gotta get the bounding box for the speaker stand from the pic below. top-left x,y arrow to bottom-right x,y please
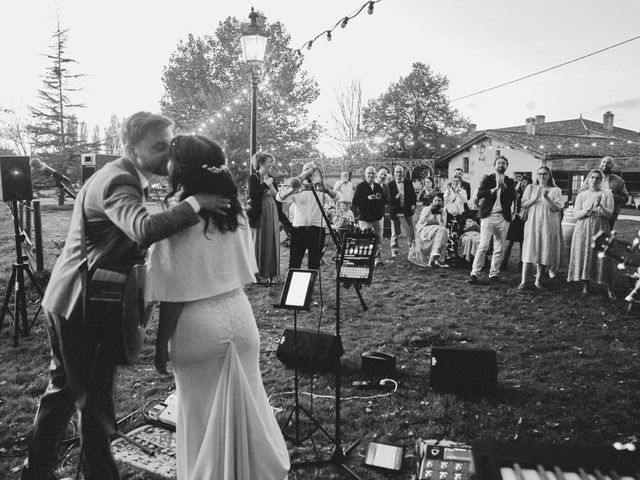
280,309 -> 334,446
0,200 -> 43,346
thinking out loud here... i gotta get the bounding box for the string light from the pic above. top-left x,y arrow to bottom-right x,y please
294,0 -> 383,56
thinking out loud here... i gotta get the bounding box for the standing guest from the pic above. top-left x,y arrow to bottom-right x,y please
501,175 -> 532,271
444,177 -> 468,222
418,176 -> 436,206
453,167 -> 471,206
568,169 -> 615,298
150,135 -> 290,480
580,156 -> 628,229
21,112 -> 230,480
276,162 -> 337,270
333,171 -> 354,206
468,156 -> 517,284
518,167 -> 563,290
353,166 -> 387,265
388,165 -> 417,258
247,152 -> 280,285
408,195 -> 449,268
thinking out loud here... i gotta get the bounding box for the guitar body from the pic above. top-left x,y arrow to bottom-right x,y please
88,263 -> 146,365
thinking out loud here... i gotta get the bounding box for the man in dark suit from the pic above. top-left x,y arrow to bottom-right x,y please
352,165 -> 387,265
453,167 -> 471,208
388,165 -> 417,258
22,112 -> 230,480
468,155 -> 516,284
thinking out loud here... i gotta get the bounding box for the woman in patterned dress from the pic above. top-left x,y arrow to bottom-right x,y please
567,168 -> 615,298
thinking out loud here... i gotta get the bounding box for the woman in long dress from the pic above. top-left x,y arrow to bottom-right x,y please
247,152 -> 280,284
408,195 -> 450,268
518,167 -> 563,289
147,135 -> 290,480
567,168 -> 615,298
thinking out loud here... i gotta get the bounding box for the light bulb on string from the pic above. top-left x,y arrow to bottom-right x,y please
368,1 -> 374,14
341,16 -> 348,28
307,40 -> 313,50
326,31 -> 332,41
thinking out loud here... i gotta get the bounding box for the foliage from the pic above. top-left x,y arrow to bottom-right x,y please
363,62 -> 470,159
160,14 -> 322,188
103,115 -> 123,156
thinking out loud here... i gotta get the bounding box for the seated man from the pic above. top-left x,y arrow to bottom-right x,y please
408,195 -> 449,268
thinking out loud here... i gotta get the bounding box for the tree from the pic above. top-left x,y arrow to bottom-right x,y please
103,115 -> 122,155
27,17 -> 99,185
329,80 -> 367,167
362,62 -> 469,159
0,108 -> 35,156
161,15 -> 322,187
28,18 -> 85,153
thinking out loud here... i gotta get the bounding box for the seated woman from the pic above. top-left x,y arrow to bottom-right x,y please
457,217 -> 481,263
408,195 -> 449,268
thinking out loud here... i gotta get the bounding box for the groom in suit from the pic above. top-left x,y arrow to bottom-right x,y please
22,112 -> 230,480
468,155 -> 516,284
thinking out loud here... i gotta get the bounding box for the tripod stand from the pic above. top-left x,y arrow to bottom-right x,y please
279,307 -> 336,446
0,200 -> 44,346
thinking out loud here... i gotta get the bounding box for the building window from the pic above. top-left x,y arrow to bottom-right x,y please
495,149 -> 501,158
463,157 -> 469,173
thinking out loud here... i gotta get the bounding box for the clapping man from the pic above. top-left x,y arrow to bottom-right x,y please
453,167 -> 471,207
388,165 -> 417,257
333,171 -> 354,207
468,155 -> 516,284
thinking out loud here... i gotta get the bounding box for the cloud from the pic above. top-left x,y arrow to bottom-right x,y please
597,97 -> 640,111
525,102 -> 536,111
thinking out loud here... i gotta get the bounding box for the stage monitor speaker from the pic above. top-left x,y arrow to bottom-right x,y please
361,351 -> 396,379
430,346 -> 497,395
0,156 -> 33,202
79,153 -> 119,184
276,328 -> 343,374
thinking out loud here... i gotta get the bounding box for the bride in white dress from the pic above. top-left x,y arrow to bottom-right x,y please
146,135 -> 290,480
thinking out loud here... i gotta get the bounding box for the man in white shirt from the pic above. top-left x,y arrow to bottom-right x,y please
277,162 -> 337,270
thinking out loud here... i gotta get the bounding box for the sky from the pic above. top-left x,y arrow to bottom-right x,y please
1,0 -> 639,155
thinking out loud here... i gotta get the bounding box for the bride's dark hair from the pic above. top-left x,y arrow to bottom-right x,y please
167,134 -> 242,233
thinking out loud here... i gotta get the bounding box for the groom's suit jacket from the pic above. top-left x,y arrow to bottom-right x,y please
42,156 -> 200,320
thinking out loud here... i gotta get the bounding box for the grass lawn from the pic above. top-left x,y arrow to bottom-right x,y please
1,200 -> 639,479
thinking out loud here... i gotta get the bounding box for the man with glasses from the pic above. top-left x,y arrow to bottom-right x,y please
468,156 -> 517,284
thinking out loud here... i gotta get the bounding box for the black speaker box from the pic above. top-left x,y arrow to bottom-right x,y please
430,346 -> 497,394
0,156 -> 32,202
361,351 -> 396,379
276,328 -> 343,374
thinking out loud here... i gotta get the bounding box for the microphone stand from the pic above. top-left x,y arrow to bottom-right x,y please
54,177 -> 77,200
289,180 -> 364,480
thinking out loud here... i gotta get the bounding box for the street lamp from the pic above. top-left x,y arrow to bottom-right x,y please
241,7 -> 268,161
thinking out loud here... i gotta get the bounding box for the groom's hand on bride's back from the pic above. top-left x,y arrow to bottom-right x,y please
193,193 -> 232,215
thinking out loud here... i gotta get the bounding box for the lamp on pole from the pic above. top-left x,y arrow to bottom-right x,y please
241,7 -> 268,162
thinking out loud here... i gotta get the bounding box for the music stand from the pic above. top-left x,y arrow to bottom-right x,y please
276,269 -> 334,445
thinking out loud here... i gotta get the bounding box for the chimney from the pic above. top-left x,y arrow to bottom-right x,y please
525,117 -> 536,135
468,123 -> 477,133
603,111 -> 614,131
535,115 -> 545,125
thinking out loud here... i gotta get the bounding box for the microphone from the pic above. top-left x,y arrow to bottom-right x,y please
30,157 -> 71,183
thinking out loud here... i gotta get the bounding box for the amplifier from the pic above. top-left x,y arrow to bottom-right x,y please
361,351 -> 396,379
276,328 -> 343,374
430,346 -> 497,395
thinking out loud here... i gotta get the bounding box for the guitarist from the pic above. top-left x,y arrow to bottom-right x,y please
21,112 -> 231,480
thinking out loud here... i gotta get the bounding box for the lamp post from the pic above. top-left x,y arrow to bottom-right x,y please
241,7 -> 268,161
